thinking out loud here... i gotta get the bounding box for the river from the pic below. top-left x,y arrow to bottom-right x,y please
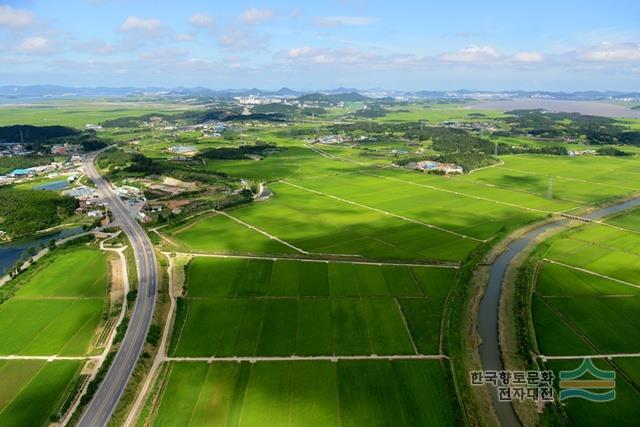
0,226 -> 84,275
478,196 -> 640,426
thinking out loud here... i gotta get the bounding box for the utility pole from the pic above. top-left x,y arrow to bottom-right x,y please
547,176 -> 553,200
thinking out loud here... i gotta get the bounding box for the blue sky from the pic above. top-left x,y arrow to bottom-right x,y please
1,0 -> 639,90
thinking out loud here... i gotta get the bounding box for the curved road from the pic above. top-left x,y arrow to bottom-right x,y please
478,197 -> 640,427
77,154 -> 158,427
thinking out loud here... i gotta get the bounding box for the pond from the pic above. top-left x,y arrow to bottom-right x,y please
34,180 -> 69,191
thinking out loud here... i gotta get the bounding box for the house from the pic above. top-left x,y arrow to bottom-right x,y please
8,168 -> 34,177
168,145 -> 198,156
87,210 -> 104,218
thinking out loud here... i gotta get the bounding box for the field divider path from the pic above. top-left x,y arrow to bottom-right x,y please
360,171 -> 560,215
280,180 -> 486,242
168,251 -> 460,269
543,258 -> 640,289
0,355 -> 101,361
539,353 -> 640,361
163,354 -> 448,362
214,210 -> 310,254
497,165 -> 640,192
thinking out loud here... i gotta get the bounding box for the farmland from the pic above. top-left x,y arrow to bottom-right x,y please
0,246 -> 108,356
0,360 -> 82,426
151,360 -> 458,427
531,209 -> 640,356
525,207 -> 640,425
169,257 -> 453,357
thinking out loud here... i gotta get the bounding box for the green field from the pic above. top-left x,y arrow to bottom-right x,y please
0,360 -> 81,426
151,360 -> 458,427
170,257 -> 453,357
544,359 -> 640,427
532,207 -> 640,356
0,246 -> 108,356
0,103 -> 182,127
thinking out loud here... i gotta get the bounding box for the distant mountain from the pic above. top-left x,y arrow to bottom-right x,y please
0,85 -> 639,103
297,92 -> 370,103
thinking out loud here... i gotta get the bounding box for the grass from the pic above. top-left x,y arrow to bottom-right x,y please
0,360 -> 81,426
152,360 -> 458,427
0,246 -> 107,356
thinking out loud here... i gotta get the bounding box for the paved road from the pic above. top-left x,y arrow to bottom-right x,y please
478,196 -> 640,427
77,154 -> 158,427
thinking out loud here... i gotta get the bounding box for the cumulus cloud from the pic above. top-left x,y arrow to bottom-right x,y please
512,51 -> 544,63
189,13 -> 213,28
439,45 -> 499,63
16,36 -> 54,53
575,42 -> 640,62
282,46 -> 380,66
240,8 -> 274,25
312,16 -> 378,27
119,16 -> 163,34
0,5 -> 35,29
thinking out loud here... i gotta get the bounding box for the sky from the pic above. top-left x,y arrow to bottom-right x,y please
1,0 -> 639,91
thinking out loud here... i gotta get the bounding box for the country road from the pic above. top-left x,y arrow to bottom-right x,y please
77,153 -> 158,427
478,196 -> 640,427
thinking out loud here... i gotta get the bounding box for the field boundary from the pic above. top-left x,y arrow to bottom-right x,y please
280,180 -> 486,242
361,171 -> 560,215
163,354 -> 448,362
168,251 -> 460,268
543,258 -> 640,289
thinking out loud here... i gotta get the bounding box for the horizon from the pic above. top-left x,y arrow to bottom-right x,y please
1,1 -> 639,91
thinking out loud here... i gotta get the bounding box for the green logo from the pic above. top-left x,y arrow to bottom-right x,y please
559,358 -> 615,402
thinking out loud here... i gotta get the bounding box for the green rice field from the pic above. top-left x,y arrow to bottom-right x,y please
0,247 -> 108,356
151,360 -> 458,427
0,360 -> 81,426
170,257 -> 453,357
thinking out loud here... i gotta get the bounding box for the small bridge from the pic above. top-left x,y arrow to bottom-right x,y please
560,213 -> 593,223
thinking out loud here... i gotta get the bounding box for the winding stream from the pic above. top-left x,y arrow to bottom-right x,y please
477,197 -> 640,426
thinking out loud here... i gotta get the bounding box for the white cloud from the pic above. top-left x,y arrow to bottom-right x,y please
189,13 -> 213,28
119,16 -> 163,33
240,8 -> 274,25
439,45 -> 499,63
512,51 -> 544,63
282,46 -> 379,66
313,16 -> 378,27
575,42 -> 640,62
16,36 -> 53,53
0,5 -> 35,29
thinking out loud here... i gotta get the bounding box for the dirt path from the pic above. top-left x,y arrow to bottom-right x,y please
543,258 -> 640,289
169,251 -> 459,268
164,354 -> 448,362
280,180 -> 486,242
